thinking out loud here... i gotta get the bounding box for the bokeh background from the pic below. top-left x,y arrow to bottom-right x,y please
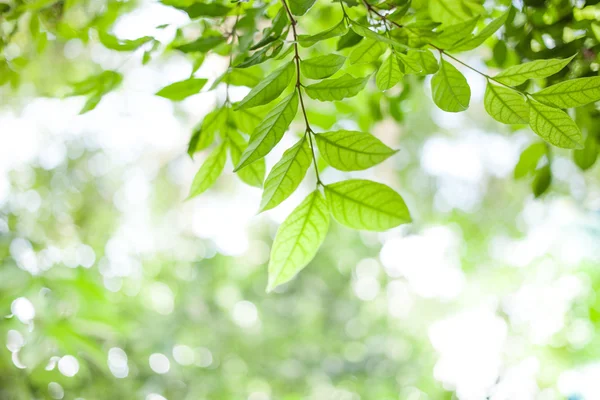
1,0 -> 600,399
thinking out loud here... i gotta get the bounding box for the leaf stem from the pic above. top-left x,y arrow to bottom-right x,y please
281,0 -> 323,187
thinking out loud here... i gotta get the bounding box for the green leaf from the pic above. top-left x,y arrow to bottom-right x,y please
305,73 -> 369,101
532,165 -> 551,198
188,108 -> 228,157
348,39 -> 387,64
233,108 -> 266,134
298,20 -> 348,47
431,59 -> 471,112
211,67 -> 264,90
494,56 -> 575,86
402,50 -> 439,75
174,36 -> 226,53
289,0 -> 316,16
236,61 -> 295,109
260,136 -> 313,212
181,3 -> 231,17
337,29 -> 363,50
98,32 -> 153,51
188,142 -> 228,199
234,93 -> 299,171
531,77 -> 600,109
324,179 -> 411,231
450,12 -> 509,52
228,130 -> 266,188
514,142 -> 547,179
431,16 -> 479,48
314,130 -> 397,171
528,100 -> 584,149
484,83 -> 529,124
376,54 -> 403,91
300,54 -> 346,79
350,22 -> 408,50
574,134 -> 599,171
155,78 -> 207,101
429,0 -> 483,25
267,190 -> 329,292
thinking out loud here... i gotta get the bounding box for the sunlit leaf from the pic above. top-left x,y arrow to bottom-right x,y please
431,16 -> 479,48
267,190 -> 329,292
402,49 -> 439,75
484,83 -> 528,124
324,179 -> 411,231
289,0 -> 317,16
236,61 -> 295,109
174,36 -> 226,53
155,78 -> 207,101
531,77 -> 600,109
350,22 -> 408,50
513,142 -> 547,179
305,73 -> 369,101
314,130 -> 398,171
528,99 -> 583,149
376,54 -> 403,91
298,20 -> 347,47
98,32 -> 153,51
188,142 -> 228,198
348,39 -> 387,64
260,136 -> 312,212
494,55 -> 575,86
431,59 -> 470,112
429,0 -> 483,25
300,54 -> 346,79
235,93 -> 298,171
188,107 -> 228,157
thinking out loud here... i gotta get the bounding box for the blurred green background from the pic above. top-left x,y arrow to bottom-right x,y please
1,0 -> 600,399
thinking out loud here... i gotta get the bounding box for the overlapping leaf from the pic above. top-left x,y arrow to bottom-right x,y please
300,54 -> 346,79
267,190 -> 329,292
450,12 -> 508,52
431,59 -> 471,112
484,83 -> 529,124
305,74 -> 369,101
431,16 -> 479,48
235,93 -> 299,171
236,61 -> 295,109
188,142 -> 228,198
494,56 -> 575,86
299,20 -> 348,47
324,179 -> 411,231
376,54 -> 403,91
315,130 -> 398,171
228,130 -> 266,188
349,40 -> 387,64
260,136 -> 313,212
528,100 -> 583,149
531,77 -> 600,109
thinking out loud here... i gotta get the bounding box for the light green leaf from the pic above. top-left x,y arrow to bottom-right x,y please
175,36 -> 226,53
155,78 -> 207,101
188,142 -> 228,198
315,130 -> 397,171
233,108 -> 266,134
267,190 -> 329,292
289,0 -> 316,16
494,56 -> 575,86
300,54 -> 346,79
350,23 -> 408,50
431,59 -> 471,112
236,61 -> 295,109
450,12 -> 509,52
235,93 -> 299,171
376,54 -> 403,91
528,99 -> 584,149
99,32 -> 153,52
531,77 -> 600,109
212,67 -> 263,89
484,83 -> 529,124
396,52 -> 423,75
260,136 -> 312,212
228,130 -> 266,188
324,179 -> 411,231
348,39 -> 387,64
431,16 -> 479,48
402,50 -> 439,75
188,107 -> 228,157
305,73 -> 369,101
514,142 -> 547,179
298,20 -> 348,47
429,0 -> 483,25
574,134 -> 599,171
